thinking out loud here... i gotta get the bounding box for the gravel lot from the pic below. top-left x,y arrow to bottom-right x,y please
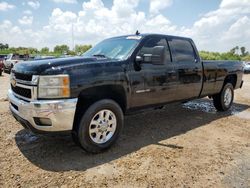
0,73 -> 9,101
0,72 -> 249,187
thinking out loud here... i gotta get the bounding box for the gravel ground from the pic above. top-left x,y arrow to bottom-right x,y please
0,73 -> 9,101
0,72 -> 249,187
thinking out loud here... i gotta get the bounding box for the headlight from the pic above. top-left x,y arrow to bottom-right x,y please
38,75 -> 70,98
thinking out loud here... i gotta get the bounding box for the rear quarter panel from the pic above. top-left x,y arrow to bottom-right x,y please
201,60 -> 243,97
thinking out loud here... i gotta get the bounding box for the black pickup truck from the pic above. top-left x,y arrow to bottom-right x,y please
8,34 -> 244,153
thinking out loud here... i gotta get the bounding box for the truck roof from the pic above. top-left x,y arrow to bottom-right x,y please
110,33 -> 192,41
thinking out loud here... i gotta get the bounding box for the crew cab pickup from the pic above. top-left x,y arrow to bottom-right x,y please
3,54 -> 29,73
8,34 -> 244,153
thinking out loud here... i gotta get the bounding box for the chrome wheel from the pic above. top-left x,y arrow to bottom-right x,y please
89,109 -> 117,144
224,88 -> 232,107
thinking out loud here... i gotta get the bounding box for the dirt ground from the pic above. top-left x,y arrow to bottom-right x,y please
0,72 -> 249,188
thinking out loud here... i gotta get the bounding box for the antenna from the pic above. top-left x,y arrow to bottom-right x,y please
135,30 -> 140,35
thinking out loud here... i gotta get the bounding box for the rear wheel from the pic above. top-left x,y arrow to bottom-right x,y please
73,99 -> 123,153
3,65 -> 7,73
212,83 -> 234,111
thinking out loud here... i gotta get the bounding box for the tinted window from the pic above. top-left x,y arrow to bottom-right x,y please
138,37 -> 171,63
12,55 -> 20,60
169,39 -> 195,62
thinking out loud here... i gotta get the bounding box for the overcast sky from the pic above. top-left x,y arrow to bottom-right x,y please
0,0 -> 250,52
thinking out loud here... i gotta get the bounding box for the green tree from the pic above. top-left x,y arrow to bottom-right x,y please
54,44 -> 69,54
75,44 -> 92,54
199,50 -> 241,61
240,47 -> 249,56
240,47 -> 246,56
4,44 -> 8,49
41,47 -> 49,54
0,43 -> 9,50
28,47 -> 38,54
220,52 -> 241,60
67,50 -> 77,56
230,47 -> 236,54
242,55 -> 250,61
230,46 -> 240,55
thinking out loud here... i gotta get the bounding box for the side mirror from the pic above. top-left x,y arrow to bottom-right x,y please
135,55 -> 143,63
150,46 -> 165,65
134,55 -> 143,71
140,46 -> 165,65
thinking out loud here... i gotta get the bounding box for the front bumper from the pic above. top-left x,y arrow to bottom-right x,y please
8,89 -> 78,133
244,69 -> 250,73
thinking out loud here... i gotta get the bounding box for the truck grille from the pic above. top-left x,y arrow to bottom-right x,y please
11,85 -> 31,99
14,72 -> 33,81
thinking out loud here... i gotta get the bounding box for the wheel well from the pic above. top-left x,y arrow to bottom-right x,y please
224,74 -> 237,88
72,85 -> 126,131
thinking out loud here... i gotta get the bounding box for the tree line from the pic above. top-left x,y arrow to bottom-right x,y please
199,46 -> 250,61
0,43 -> 250,61
0,43 -> 92,56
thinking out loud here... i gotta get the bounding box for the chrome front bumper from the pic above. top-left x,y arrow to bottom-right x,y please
8,89 -> 78,133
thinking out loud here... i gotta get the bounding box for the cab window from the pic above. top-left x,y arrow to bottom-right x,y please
138,37 -> 171,63
169,38 -> 196,62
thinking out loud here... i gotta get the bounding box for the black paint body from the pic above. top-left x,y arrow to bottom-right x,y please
13,34 -> 244,113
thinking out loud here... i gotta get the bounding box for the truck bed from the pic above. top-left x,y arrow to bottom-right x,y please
200,60 -> 243,97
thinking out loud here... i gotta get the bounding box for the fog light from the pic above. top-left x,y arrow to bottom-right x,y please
34,117 -> 52,126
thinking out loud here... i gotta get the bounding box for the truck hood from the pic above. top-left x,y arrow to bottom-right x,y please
13,56 -> 113,75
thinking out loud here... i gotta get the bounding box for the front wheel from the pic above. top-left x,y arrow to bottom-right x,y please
73,99 -> 124,153
212,83 -> 234,111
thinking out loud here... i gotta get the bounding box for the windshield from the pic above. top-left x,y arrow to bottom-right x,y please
83,37 -> 140,60
6,54 -> 12,60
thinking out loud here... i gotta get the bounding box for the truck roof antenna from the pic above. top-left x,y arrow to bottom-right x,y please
135,30 -> 140,35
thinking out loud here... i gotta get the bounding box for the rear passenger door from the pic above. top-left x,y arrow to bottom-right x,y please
168,37 -> 203,100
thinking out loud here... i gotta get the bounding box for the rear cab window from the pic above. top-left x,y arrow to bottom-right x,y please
168,38 -> 196,62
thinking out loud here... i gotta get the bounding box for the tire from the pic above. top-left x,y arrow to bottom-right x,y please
73,99 -> 124,153
212,83 -> 234,111
4,66 -> 11,74
3,65 -> 7,73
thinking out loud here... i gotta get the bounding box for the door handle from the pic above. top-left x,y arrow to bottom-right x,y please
167,70 -> 175,74
194,68 -> 199,72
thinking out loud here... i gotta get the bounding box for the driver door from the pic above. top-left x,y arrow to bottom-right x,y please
129,36 -> 177,107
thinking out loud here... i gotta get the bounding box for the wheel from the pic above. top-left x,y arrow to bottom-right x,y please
212,83 -> 234,111
73,99 -> 124,153
3,65 -> 8,73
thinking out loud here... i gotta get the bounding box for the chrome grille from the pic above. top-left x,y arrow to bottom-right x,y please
10,73 -> 38,100
11,85 -> 31,99
14,72 -> 33,81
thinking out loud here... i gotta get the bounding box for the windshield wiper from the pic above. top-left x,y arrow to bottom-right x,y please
92,54 -> 107,58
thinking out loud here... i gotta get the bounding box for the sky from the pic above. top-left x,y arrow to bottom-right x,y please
0,0 -> 250,52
